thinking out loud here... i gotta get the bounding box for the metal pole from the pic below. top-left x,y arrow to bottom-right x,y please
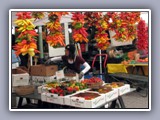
99,49 -> 102,79
30,56 -> 33,66
38,26 -> 44,59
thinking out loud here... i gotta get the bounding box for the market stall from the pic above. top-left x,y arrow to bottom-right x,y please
12,78 -> 135,108
10,10 -> 149,110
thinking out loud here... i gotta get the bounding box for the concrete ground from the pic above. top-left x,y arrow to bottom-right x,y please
120,90 -> 149,108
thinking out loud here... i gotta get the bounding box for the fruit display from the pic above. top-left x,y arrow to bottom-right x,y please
32,12 -> 45,20
104,82 -> 124,88
13,39 -> 39,56
95,18 -> 110,50
90,86 -> 112,94
81,77 -> 104,89
72,92 -> 100,100
13,12 -> 39,57
82,77 -> 103,84
84,12 -> 110,50
44,81 -> 60,88
46,12 -> 68,48
108,12 -> 140,42
72,12 -> 89,43
49,86 -> 76,96
137,19 -> 148,51
44,80 -> 88,96
137,58 -> 148,62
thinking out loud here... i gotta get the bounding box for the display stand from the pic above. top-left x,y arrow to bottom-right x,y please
30,56 -> 33,66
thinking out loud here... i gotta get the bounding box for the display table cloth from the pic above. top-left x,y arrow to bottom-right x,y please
107,62 -> 148,76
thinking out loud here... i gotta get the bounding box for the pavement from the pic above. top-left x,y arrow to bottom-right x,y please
121,90 -> 149,108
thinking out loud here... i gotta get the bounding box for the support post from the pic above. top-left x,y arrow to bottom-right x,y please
38,26 -> 44,59
99,49 -> 102,79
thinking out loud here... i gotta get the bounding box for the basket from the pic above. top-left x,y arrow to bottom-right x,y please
15,85 -> 35,96
64,73 -> 76,77
17,66 -> 29,73
87,81 -> 103,89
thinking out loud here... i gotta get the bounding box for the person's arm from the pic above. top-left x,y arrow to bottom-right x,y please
79,62 -> 91,79
50,56 -> 62,61
81,62 -> 91,74
45,56 -> 62,65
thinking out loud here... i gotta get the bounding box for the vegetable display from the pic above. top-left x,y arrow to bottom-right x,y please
13,12 -> 39,57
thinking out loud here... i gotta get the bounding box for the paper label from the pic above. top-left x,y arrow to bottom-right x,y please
56,70 -> 64,80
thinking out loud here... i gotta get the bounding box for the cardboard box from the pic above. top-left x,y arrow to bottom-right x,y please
105,89 -> 119,102
31,76 -> 56,86
63,90 -> 90,106
104,83 -> 131,96
39,88 -> 91,105
70,92 -> 105,108
41,93 -> 47,101
38,86 -> 43,94
17,66 -> 29,73
30,65 -> 58,76
41,92 -> 64,105
84,89 -> 118,103
12,68 -> 29,87
117,84 -> 130,96
45,93 -> 64,105
38,86 -> 52,94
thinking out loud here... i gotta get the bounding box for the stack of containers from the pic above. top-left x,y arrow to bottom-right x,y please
30,64 -> 58,86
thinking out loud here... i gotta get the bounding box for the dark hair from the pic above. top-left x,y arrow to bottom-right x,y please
65,44 -> 76,59
12,34 -> 16,47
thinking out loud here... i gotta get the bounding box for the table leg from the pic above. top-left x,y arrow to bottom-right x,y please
37,100 -> 42,108
140,66 -> 145,76
110,100 -> 117,108
118,96 -> 126,108
135,67 -> 140,74
131,67 -> 135,74
26,98 -> 31,104
17,97 -> 23,108
134,66 -> 145,76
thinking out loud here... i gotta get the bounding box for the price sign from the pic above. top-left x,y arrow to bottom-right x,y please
56,70 -> 64,80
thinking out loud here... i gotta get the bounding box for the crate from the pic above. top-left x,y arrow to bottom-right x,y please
30,64 -> 58,76
87,81 -> 103,89
17,66 -> 29,73
15,85 -> 35,96
12,68 -> 29,87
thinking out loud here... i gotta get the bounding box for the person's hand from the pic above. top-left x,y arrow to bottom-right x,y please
45,58 -> 52,65
79,72 -> 84,80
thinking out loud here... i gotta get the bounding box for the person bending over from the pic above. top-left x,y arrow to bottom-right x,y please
45,44 -> 91,80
